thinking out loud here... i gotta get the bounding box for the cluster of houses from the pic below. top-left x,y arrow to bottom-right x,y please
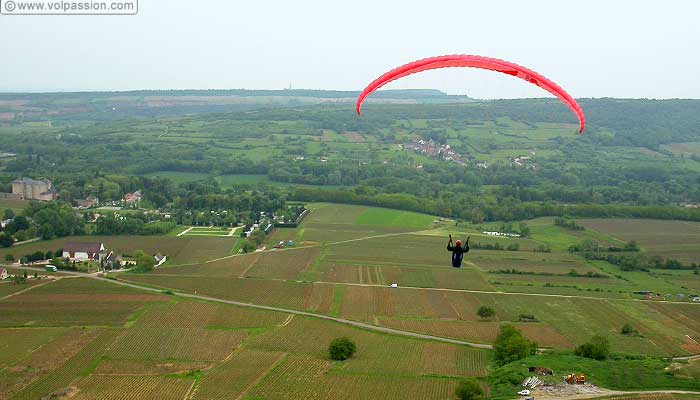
273,206 -> 308,227
123,191 -> 142,205
76,190 -> 143,210
402,139 -> 471,166
58,242 -> 166,269
242,218 -> 273,238
0,176 -> 146,210
634,290 -> 700,303
512,152 -> 538,169
482,230 -> 522,238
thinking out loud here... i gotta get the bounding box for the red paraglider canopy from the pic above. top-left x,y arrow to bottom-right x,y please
356,55 -> 585,133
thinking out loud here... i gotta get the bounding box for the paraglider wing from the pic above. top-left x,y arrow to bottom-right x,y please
356,55 -> 585,133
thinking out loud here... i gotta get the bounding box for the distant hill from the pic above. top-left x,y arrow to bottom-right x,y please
0,88 -> 470,100
0,89 -> 474,122
1,90 -> 699,148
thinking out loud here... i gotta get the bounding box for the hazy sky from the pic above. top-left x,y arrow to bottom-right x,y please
1,0 -> 699,98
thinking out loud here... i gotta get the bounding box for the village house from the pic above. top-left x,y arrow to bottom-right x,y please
11,177 -> 58,201
75,196 -> 99,209
123,191 -> 142,205
104,251 -> 123,269
405,138 -> 470,166
0,268 -> 8,280
62,242 -> 106,262
154,253 -> 167,267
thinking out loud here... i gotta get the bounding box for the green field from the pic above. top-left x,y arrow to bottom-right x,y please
662,141 -> 700,156
295,203 -> 439,244
0,198 -> 28,214
578,219 -> 700,264
145,171 -> 272,186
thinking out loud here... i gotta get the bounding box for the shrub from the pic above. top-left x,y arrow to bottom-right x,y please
0,233 -> 14,248
575,334 -> 610,360
621,324 -> 637,335
5,254 -> 14,262
455,378 -> 485,400
518,313 -> 538,322
477,306 -> 496,319
240,240 -> 257,253
494,324 -> 538,365
328,337 -> 356,361
133,250 -> 155,273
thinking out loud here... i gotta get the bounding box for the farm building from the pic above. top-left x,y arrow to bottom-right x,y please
75,196 -> 99,209
123,191 -> 142,204
62,242 -> 106,262
154,253 -> 167,267
104,252 -> 123,269
0,268 -> 8,280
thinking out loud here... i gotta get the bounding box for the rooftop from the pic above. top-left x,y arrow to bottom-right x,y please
13,177 -> 52,186
63,242 -> 104,254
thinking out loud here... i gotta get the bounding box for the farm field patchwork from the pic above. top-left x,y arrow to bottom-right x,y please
0,235 -> 236,265
578,219 -> 700,264
0,327 -> 67,368
156,252 -> 260,277
247,354 -> 460,400
72,375 -> 195,400
470,251 -> 596,273
120,274 -> 311,310
119,270 -> 700,356
0,273 -> 499,400
245,247 -> 321,280
3,204 -> 700,398
0,280 -> 47,298
108,327 -> 247,361
0,278 -> 165,328
191,348 -> 285,400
